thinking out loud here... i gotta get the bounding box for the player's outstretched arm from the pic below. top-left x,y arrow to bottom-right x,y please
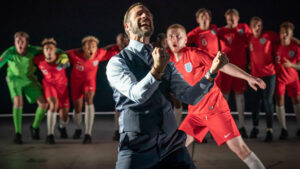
220,62 -> 266,91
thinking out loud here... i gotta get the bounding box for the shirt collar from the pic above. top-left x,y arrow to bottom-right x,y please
127,40 -> 153,53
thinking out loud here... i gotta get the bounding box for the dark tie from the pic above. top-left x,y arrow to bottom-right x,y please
144,44 -> 153,66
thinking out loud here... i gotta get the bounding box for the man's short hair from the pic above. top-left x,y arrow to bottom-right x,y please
195,8 -> 212,19
167,24 -> 187,34
225,8 -> 239,17
81,36 -> 99,45
250,16 -> 263,25
14,31 -> 29,41
41,38 -> 57,47
123,2 -> 148,36
156,33 -> 166,42
280,21 -> 295,31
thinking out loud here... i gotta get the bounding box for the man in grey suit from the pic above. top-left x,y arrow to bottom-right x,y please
106,3 -> 229,169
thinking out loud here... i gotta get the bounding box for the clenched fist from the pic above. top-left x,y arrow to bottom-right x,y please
210,51 -> 229,74
151,47 -> 170,79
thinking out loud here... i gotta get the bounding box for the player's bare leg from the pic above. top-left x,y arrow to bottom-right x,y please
72,98 -> 83,139
83,91 -> 95,144
275,95 -> 288,139
227,136 -> 265,169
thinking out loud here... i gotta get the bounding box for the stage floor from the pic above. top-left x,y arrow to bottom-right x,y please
0,114 -> 299,169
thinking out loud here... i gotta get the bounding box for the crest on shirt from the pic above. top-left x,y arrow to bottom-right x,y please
238,28 -> 244,35
260,37 -> 266,44
56,66 -> 62,71
93,60 -> 99,66
227,37 -> 232,45
202,38 -> 207,46
211,29 -> 216,35
289,50 -> 295,58
184,62 -> 193,73
249,43 -> 253,51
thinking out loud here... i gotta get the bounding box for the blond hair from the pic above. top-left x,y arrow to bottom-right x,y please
81,36 -> 99,45
14,31 -> 29,41
167,24 -> 187,34
225,9 -> 239,17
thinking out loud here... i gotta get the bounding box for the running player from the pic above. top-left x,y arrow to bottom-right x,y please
187,8 -> 219,56
67,36 -> 107,144
104,33 -> 129,141
34,38 -> 70,144
218,9 -> 252,138
247,16 -> 280,142
167,24 -> 266,169
0,32 -> 48,144
275,22 -> 300,139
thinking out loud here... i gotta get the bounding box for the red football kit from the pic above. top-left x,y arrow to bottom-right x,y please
34,54 -> 69,108
105,45 -> 121,59
67,48 -> 107,100
217,23 -> 251,93
187,24 -> 219,57
248,31 -> 279,77
169,47 -> 240,145
275,42 -> 300,97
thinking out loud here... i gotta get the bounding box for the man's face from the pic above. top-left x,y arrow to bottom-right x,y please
167,28 -> 187,53
225,13 -> 239,28
196,12 -> 211,29
250,20 -> 263,37
159,37 -> 168,49
126,5 -> 154,37
82,40 -> 98,59
116,34 -> 129,49
280,27 -> 293,42
43,44 -> 57,63
14,36 -> 28,55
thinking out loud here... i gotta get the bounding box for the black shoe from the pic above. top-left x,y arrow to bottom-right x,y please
113,130 -> 120,141
13,133 -> 23,144
279,128 -> 288,140
82,134 -> 92,144
201,138 -> 208,143
239,127 -> 248,139
296,129 -> 300,137
73,129 -> 82,139
58,126 -> 68,139
29,126 -> 40,140
250,128 -> 259,138
264,131 -> 273,142
46,135 -> 55,144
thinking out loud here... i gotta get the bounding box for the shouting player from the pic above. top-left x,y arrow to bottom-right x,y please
167,24 -> 266,169
0,32 -> 48,144
67,36 -> 107,144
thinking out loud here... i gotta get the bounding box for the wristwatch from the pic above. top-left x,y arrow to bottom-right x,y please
205,70 -> 217,79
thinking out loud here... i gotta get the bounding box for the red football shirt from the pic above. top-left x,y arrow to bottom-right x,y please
187,24 -> 219,57
67,48 -> 107,81
218,23 -> 252,67
105,45 -> 120,60
169,47 -> 230,115
248,31 -> 279,77
34,54 -> 68,84
275,41 -> 300,84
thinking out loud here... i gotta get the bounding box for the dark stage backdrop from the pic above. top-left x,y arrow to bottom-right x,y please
0,0 -> 299,114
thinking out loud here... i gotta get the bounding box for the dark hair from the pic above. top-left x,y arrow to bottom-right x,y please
280,21 -> 295,31
195,8 -> 212,19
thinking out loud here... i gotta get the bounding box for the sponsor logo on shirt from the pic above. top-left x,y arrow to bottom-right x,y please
184,62 -> 193,73
202,38 -> 207,46
249,43 -> 253,51
289,50 -> 295,58
238,28 -> 244,35
93,60 -> 99,66
260,37 -> 266,44
211,29 -> 216,35
41,69 -> 48,75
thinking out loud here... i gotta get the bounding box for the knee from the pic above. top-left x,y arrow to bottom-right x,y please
13,97 -> 23,107
233,144 -> 251,159
84,94 -> 94,105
